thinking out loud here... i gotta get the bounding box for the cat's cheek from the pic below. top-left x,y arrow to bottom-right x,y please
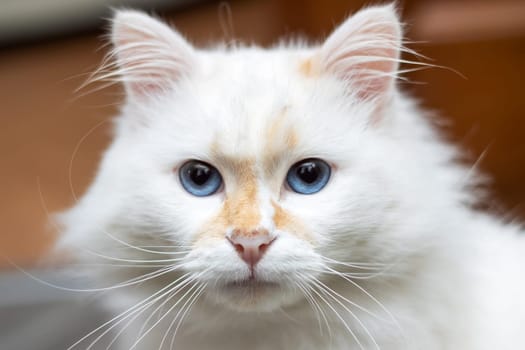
164,187 -> 225,243
276,188 -> 343,247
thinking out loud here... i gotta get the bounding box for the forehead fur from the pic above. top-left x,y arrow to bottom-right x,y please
127,45 -> 376,173
209,105 -> 298,166
168,50 -> 365,155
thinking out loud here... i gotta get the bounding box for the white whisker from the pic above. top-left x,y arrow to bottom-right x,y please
309,284 -> 365,350
310,277 -> 381,350
109,275 -> 200,350
7,258 -> 180,293
67,272 -> 191,350
167,283 -> 207,349
296,280 -> 331,337
81,248 -> 187,264
129,281 -> 203,350
324,265 -> 408,345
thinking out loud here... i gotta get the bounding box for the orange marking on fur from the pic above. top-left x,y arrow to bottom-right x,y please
299,56 -> 320,78
264,107 -> 299,164
195,159 -> 261,244
286,128 -> 298,148
269,106 -> 298,148
209,138 -> 220,156
221,161 -> 260,231
271,200 -> 313,242
266,106 -> 288,141
261,107 -> 300,193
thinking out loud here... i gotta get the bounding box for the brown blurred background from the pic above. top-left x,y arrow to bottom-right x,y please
1,0 -> 524,267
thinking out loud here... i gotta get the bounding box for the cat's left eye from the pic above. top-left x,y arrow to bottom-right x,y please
286,158 -> 331,195
179,160 -> 223,197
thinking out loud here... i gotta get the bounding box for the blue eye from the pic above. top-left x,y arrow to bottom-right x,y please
286,158 -> 331,195
179,160 -> 222,197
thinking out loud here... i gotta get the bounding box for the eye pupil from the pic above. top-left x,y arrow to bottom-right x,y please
189,165 -> 211,186
297,163 -> 319,184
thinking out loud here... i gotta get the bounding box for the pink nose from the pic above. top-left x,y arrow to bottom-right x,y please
228,229 -> 275,268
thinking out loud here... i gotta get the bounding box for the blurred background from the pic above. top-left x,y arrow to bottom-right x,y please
0,0 -> 524,348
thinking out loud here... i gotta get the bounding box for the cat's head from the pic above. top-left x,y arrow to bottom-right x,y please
60,4 -> 463,313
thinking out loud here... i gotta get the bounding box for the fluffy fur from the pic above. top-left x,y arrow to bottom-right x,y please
57,4 -> 525,349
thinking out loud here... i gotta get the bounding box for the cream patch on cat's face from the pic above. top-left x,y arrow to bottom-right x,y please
194,158 -> 261,243
186,110 -> 322,312
193,121 -> 308,245
265,106 -> 299,150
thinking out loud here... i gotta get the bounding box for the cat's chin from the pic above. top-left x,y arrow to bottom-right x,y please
207,279 -> 301,312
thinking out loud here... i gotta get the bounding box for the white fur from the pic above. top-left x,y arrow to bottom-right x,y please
57,5 -> 525,350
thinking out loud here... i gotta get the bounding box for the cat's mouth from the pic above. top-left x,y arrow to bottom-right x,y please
212,278 -> 286,312
224,278 -> 280,290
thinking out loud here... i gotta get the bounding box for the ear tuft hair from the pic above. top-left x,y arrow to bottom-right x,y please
106,10 -> 196,99
320,4 -> 402,100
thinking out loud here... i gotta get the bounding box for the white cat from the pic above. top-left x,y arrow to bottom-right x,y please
57,4 -> 525,349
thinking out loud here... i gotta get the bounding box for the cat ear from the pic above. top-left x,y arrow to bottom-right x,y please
319,4 -> 402,101
110,10 -> 195,99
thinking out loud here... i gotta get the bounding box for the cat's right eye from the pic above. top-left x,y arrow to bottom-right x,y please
179,160 -> 223,197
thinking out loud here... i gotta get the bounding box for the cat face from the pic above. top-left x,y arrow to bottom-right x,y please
61,5 -> 431,313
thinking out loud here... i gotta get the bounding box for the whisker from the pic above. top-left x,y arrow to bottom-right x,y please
66,263 -> 173,268
7,258 -> 180,293
81,248 -> 188,264
136,279 -> 192,338
67,272 -> 191,350
463,144 -> 491,184
296,280 -> 330,337
309,284 -> 365,350
321,256 -> 391,269
68,119 -> 110,203
104,308 -> 146,350
310,275 -> 387,323
111,245 -> 192,253
80,265 -> 184,305
86,275 -> 196,350
103,274 -> 197,350
167,283 -> 207,349
129,280 -> 204,350
310,277 -> 381,350
312,268 -> 398,280
323,265 -> 407,345
95,228 -> 192,256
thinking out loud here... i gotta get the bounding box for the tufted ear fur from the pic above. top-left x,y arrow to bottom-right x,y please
320,4 -> 402,101
110,10 -> 196,99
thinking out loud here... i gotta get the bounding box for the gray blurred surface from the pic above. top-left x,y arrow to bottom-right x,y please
0,270 -> 114,350
0,0 -> 203,46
